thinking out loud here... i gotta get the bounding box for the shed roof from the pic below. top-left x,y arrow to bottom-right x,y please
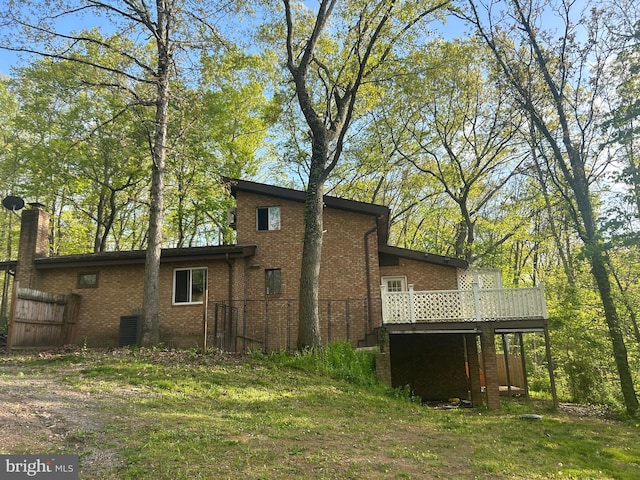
378,244 -> 468,269
0,244 -> 256,271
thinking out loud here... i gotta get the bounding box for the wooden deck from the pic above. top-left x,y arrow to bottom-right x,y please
381,284 -> 548,329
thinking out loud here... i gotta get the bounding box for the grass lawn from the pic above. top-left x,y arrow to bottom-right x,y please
1,345 -> 638,479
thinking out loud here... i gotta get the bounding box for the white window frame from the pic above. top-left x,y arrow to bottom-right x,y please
172,267 -> 208,305
382,276 -> 408,292
256,206 -> 281,231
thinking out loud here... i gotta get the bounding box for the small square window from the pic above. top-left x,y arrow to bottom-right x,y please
173,268 -> 207,304
265,269 -> 281,295
78,272 -> 99,288
257,206 -> 280,231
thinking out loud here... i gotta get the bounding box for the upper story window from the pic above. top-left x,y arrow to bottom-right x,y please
173,267 -> 207,305
257,206 -> 280,231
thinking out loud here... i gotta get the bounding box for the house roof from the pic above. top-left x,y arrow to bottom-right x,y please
0,178 -> 466,273
225,177 -> 390,244
0,245 -> 257,271
226,178 -> 467,268
378,244 -> 468,269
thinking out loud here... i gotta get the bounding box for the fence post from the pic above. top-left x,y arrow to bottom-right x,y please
473,282 -> 482,321
327,300 -> 331,343
345,299 -> 350,342
202,288 -> 208,351
408,284 -> 415,324
6,280 -> 18,352
264,300 -> 269,354
539,282 -> 548,318
363,298 -> 368,339
287,301 -> 291,352
242,300 -> 247,353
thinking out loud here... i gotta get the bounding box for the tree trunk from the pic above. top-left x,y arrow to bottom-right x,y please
298,183 -> 323,350
567,146 -> 639,415
141,2 -> 171,346
297,153 -> 326,350
567,135 -> 639,414
589,249 -> 639,416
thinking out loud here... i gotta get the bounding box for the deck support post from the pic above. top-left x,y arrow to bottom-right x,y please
518,333 -> 530,400
465,334 -> 483,406
543,321 -> 559,409
480,326 -> 500,409
502,334 -> 512,397
375,327 -> 392,386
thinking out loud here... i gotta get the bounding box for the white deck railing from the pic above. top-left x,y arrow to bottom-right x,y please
381,284 -> 548,324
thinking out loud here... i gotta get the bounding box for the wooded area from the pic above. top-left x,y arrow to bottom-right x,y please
0,0 -> 638,415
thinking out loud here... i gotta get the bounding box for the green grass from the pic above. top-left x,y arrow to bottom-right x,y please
1,344 -> 639,479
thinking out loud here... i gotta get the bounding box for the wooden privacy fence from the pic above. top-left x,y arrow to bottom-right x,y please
479,353 -> 526,391
495,354 -> 526,390
6,282 -> 81,350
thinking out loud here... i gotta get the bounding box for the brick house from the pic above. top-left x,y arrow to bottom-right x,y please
3,178 -> 556,408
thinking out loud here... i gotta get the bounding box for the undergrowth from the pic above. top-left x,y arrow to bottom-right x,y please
259,341 -> 381,389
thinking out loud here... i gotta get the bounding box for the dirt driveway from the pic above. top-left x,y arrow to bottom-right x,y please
0,350 -> 124,477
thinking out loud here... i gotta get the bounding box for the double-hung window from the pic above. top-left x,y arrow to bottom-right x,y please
265,269 -> 281,295
257,206 -> 280,231
173,267 -> 207,305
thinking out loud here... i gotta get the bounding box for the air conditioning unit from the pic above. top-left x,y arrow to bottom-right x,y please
227,207 -> 237,229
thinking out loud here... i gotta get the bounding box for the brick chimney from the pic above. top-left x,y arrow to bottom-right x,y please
15,203 -> 51,289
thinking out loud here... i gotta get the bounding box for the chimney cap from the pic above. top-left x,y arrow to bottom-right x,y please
28,202 -> 46,210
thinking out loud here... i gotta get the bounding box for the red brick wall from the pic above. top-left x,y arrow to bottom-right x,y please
233,190 -> 382,347
379,259 -> 460,291
234,191 -> 380,302
29,191 -> 461,350
16,207 -> 51,290
38,260 -> 230,348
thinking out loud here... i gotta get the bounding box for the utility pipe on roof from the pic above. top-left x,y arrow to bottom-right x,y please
364,225 -> 377,333
225,253 -> 233,351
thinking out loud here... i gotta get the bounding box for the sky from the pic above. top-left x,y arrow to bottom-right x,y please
0,2 -> 478,77
0,1 -> 116,76
1,50 -> 25,76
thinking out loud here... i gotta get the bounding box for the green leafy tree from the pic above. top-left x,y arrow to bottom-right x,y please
276,0 -> 450,349
467,0 -> 639,415
381,38 -> 528,263
2,0 -> 240,345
